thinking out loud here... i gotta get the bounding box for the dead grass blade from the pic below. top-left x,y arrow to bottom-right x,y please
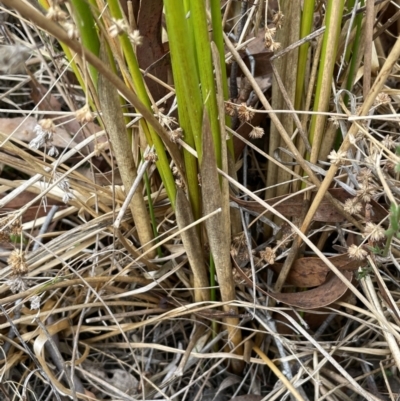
200,111 -> 243,370
175,188 -> 209,302
98,43 -> 154,256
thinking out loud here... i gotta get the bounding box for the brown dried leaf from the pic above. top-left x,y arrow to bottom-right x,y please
231,188 -> 387,223
175,188 -> 209,302
28,74 -> 62,112
0,191 -> 65,222
270,253 -> 367,287
137,0 -> 168,101
0,117 -> 78,148
267,271 -> 354,309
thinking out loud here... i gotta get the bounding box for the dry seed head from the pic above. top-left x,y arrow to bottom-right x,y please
53,172 -> 74,203
269,40 -> 281,52
30,295 -> 41,310
343,198 -> 362,215
232,267 -> 252,285
384,161 -> 396,173
328,116 -> 341,128
157,111 -> 177,129
264,26 -> 280,51
225,102 -> 237,117
327,149 -> 347,166
232,233 -> 246,248
7,276 -> 28,294
9,249 -> 28,276
128,30 -> 143,46
382,135 -> 396,150
109,18 -> 128,37
249,126 -> 264,139
364,152 -> 380,167
76,104 -> 94,123
237,103 -> 254,122
356,183 -> 377,203
357,168 -> 374,183
349,130 -> 365,144
144,150 -> 158,163
348,244 -> 368,260
374,92 -> 391,106
0,215 -> 22,242
272,11 -> 284,29
62,21 -> 79,40
30,120 -> 57,155
260,247 -> 276,264
39,119 -> 56,133
363,222 -> 386,242
175,178 -> 185,189
46,5 -> 68,22
169,128 -> 183,143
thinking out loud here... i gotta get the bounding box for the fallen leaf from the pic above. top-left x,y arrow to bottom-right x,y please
231,188 -> 388,223
0,117 -> 78,148
28,71 -> 62,113
270,253 -> 367,287
137,0 -> 168,101
267,271 -> 354,309
0,191 -> 65,222
233,259 -> 354,309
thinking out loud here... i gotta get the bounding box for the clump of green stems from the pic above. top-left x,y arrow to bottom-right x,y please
29,0 -> 243,365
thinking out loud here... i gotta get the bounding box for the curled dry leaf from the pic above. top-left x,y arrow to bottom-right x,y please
231,188 -> 388,223
270,253 -> 367,287
267,271 -> 354,309
233,258 -> 355,309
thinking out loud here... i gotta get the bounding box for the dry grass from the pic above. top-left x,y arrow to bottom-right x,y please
0,1 -> 400,401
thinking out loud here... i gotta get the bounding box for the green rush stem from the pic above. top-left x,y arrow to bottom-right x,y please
107,0 -> 176,204
190,0 -> 222,168
295,0 -> 315,111
70,0 -> 100,85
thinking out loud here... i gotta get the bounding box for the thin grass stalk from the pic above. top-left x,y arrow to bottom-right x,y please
308,0 -> 345,164
106,0 -> 176,204
189,0 -> 222,168
294,0 -> 315,111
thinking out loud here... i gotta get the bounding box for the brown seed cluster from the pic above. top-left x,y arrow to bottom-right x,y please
0,215 -> 22,243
